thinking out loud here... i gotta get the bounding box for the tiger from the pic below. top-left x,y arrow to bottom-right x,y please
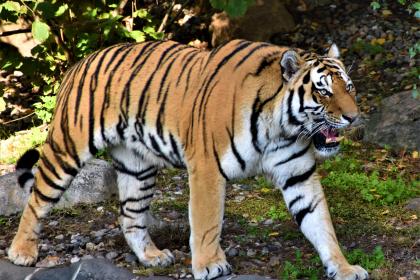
8,39 -> 368,280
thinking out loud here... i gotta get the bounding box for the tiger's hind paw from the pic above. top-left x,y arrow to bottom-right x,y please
8,240 -> 38,266
192,260 -> 232,280
326,264 -> 369,280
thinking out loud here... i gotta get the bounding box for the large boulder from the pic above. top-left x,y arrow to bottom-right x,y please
210,0 -> 295,46
0,159 -> 117,216
0,258 -> 275,280
364,91 -> 420,151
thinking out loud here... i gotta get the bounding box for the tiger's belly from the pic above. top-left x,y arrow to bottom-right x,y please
121,120 -> 186,168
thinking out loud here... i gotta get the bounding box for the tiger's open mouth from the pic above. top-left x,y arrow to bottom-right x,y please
313,127 -> 344,150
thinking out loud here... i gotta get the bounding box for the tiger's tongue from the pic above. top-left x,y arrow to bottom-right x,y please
321,128 -> 338,142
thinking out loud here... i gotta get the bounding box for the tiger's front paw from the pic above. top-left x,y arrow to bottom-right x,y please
192,259 -> 232,280
140,248 -> 175,267
8,239 -> 38,266
326,263 -> 369,280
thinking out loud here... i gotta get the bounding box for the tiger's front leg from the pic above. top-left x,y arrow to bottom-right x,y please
268,160 -> 368,280
188,165 -> 232,280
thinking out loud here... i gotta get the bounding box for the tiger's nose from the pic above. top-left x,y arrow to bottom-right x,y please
342,113 -> 359,124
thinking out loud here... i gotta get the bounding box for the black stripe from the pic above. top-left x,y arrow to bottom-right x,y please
234,43 -> 271,69
121,193 -> 154,206
250,88 -> 280,153
169,133 -> 182,163
287,90 -> 302,126
18,172 -> 34,188
113,159 -> 156,181
40,156 -> 61,180
275,144 -> 310,166
317,66 -> 326,73
294,199 -> 321,227
125,205 -> 150,214
139,183 -> 156,191
303,71 -> 311,84
33,186 -> 61,203
283,164 -> 316,190
288,195 -> 304,210
28,203 -> 39,220
212,138 -> 229,180
38,167 -> 66,191
254,52 -> 280,76
50,150 -> 78,177
226,128 -> 246,171
176,50 -> 200,87
74,50 -> 103,125
298,85 -> 305,112
120,204 -> 134,219
126,225 -> 147,230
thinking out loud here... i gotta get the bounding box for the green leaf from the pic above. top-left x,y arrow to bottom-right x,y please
128,30 -> 145,42
413,2 -> 420,10
370,1 -> 381,10
32,20 -> 50,43
55,4 -> 68,17
3,1 -> 20,12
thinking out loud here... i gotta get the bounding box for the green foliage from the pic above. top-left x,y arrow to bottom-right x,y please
370,1 -> 381,10
321,156 -> 419,205
281,250 -> 321,280
351,38 -> 384,56
266,204 -> 289,222
345,246 -> 385,271
34,95 -> 56,123
210,0 -> 255,17
0,0 -> 162,124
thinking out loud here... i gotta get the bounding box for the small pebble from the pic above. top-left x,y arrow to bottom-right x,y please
246,249 -> 256,257
227,247 -> 239,257
55,234 -> 64,240
106,251 -> 118,260
70,256 -> 80,263
124,253 -> 137,263
48,220 -> 59,227
85,242 -> 95,251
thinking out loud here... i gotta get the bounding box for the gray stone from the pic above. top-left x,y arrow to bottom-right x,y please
0,159 -> 117,216
364,91 -> 420,150
405,197 -> 420,213
105,251 -> 118,260
0,259 -> 275,280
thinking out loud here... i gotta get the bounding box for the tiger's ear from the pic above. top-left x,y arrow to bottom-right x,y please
281,50 -> 302,82
327,43 -> 340,58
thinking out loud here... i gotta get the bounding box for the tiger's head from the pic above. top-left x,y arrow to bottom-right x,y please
280,44 -> 359,158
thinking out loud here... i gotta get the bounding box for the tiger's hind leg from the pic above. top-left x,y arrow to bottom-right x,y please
110,146 -> 174,267
8,144 -> 81,266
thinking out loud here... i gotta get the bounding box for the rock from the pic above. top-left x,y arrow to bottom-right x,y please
70,256 -> 80,263
0,159 -> 118,216
85,242 -> 95,251
55,234 -> 64,240
0,258 -> 273,280
124,253 -> 137,263
405,197 -> 420,214
105,251 -> 118,260
246,249 -> 256,257
210,0 -> 295,46
227,247 -> 239,257
268,256 -> 281,267
48,220 -> 59,227
364,91 -> 420,150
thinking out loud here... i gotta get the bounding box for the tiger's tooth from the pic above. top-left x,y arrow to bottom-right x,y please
335,136 -> 344,142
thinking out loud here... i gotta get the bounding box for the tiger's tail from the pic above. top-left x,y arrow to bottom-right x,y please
16,149 -> 40,190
